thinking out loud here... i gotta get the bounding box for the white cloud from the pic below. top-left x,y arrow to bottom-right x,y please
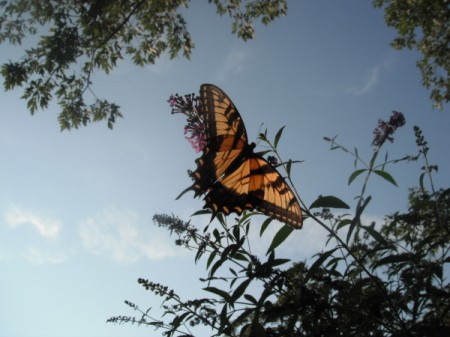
245,216 -> 329,260
345,65 -> 380,96
23,246 -> 68,265
147,52 -> 171,74
4,206 -> 61,239
243,212 -> 387,262
78,208 -> 179,263
344,56 -> 397,97
215,48 -> 248,81
0,250 -> 12,261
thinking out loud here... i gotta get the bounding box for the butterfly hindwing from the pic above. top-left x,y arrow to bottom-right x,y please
205,155 -> 302,228
189,84 -> 302,228
245,157 -> 302,227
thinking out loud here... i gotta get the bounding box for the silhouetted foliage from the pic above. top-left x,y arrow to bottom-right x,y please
109,110 -> 449,336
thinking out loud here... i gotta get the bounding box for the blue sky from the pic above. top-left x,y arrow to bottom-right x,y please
1,1 -> 450,336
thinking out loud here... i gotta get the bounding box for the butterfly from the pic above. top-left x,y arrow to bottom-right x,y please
178,84 -> 302,228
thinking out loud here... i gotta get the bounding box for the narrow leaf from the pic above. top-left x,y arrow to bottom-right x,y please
310,195 -> 350,209
206,249 -> 218,269
233,311 -> 254,332
231,279 -> 252,303
373,170 -> 398,186
244,294 -> 258,305
274,126 -> 285,148
233,252 -> 250,262
171,312 -> 191,330
190,209 -> 210,216
305,248 -> 338,282
419,172 -> 426,191
285,159 -> 292,176
361,224 -> 390,248
267,225 -> 294,255
372,253 -> 414,268
336,218 -> 352,230
348,169 -> 366,185
210,244 -> 236,276
260,218 -> 273,236
271,258 -> 291,267
203,287 -> 232,302
347,195 -> 372,243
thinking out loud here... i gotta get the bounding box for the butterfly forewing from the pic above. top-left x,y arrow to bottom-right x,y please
200,84 -> 248,150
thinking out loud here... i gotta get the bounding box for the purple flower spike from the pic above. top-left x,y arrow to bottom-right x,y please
169,92 -> 207,152
372,111 -> 406,147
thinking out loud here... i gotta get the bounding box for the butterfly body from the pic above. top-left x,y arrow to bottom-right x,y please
184,84 -> 303,228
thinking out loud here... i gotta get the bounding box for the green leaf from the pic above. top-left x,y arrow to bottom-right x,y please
310,195 -> 350,209
241,322 -> 266,337
266,225 -> 294,255
286,159 -> 292,176
419,172 -> 426,191
347,195 -> 371,243
206,249 -> 218,269
271,258 -> 291,267
260,217 -> 272,236
361,224 -> 390,248
203,286 -> 232,302
213,228 -> 221,242
216,212 -> 226,225
190,209 -> 211,217
373,170 -> 398,186
232,252 -> 250,262
171,312 -> 191,330
274,126 -> 285,148
371,253 -> 414,268
232,224 -> 240,241
210,244 -> 233,275
244,294 -> 258,305
195,243 -> 205,263
305,247 -> 339,282
258,131 -> 268,141
219,304 -> 229,333
231,279 -> 252,303
336,218 -> 352,230
348,169 -> 366,185
233,310 -> 255,332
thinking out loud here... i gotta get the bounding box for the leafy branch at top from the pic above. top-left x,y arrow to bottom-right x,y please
373,0 -> 450,109
0,0 -> 287,130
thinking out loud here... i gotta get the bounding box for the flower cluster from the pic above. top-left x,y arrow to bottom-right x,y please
372,110 -> 406,147
267,155 -> 278,166
168,93 -> 207,152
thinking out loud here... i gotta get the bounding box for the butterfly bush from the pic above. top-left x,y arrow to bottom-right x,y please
168,93 -> 207,152
372,110 -> 406,147
112,89 -> 450,337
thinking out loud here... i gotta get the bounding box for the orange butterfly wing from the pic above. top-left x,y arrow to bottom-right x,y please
190,84 -> 302,228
